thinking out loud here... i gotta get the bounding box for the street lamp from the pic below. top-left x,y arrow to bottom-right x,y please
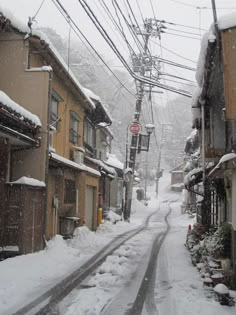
144,124 -> 155,205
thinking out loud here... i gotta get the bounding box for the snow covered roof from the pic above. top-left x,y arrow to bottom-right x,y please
218,152 -> 236,164
208,153 -> 236,177
184,167 -> 202,186
82,87 -> 112,123
82,87 -> 100,102
191,87 -> 202,108
195,28 -> 215,87
218,12 -> 236,31
86,157 -> 116,177
105,154 -> 124,170
196,12 -> 236,88
0,90 -> 41,127
0,8 -> 96,111
50,152 -> 101,177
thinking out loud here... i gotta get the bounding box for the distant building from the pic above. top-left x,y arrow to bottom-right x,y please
170,164 -> 184,192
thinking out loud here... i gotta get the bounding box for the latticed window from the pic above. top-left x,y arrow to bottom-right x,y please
70,111 -> 80,145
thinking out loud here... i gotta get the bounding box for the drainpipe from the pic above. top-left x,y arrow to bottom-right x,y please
43,70 -> 53,244
201,100 -> 206,187
76,188 -> 79,217
32,201 -> 35,253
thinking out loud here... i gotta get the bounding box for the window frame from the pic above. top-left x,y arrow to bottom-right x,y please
84,119 -> 95,150
70,111 -> 80,145
50,90 -> 63,129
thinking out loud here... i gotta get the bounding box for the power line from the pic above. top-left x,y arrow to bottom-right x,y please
77,0 -> 134,74
160,77 -> 197,87
157,57 -> 196,71
150,39 -> 197,64
32,0 -> 46,20
169,0 -> 236,10
149,0 -> 157,20
58,0 -> 192,98
51,0 -> 136,99
114,0 -> 146,54
159,71 -> 196,83
156,19 -> 207,31
111,0 -> 143,55
163,31 -> 201,41
135,0 -> 145,24
124,0 -> 151,54
166,27 -> 201,37
93,0 -> 129,54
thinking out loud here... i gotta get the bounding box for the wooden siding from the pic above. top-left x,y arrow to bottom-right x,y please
222,28 -> 236,120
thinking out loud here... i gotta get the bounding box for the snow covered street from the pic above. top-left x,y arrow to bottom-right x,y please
0,175 -> 235,315
143,201 -> 236,315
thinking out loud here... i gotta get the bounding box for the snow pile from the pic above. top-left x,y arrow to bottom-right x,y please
214,283 -> 229,295
107,210 -> 122,223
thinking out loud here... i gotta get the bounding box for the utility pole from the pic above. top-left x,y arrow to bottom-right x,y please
123,18 -> 162,221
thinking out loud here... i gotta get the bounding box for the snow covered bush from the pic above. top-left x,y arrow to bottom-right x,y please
186,223 -> 232,265
203,223 -> 231,259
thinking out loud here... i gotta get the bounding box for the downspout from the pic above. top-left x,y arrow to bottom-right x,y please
201,99 -> 206,188
76,188 -> 79,217
43,70 -> 53,244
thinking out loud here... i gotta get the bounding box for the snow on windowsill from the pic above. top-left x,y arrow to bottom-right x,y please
7,176 -> 46,187
25,66 -> 53,72
50,152 -> 101,177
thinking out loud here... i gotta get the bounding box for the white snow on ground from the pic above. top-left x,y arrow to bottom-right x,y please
0,174 -> 235,315
146,199 -> 236,315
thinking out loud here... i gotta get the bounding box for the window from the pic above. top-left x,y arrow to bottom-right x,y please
70,111 -> 80,145
64,179 -> 76,203
50,90 -> 63,129
84,119 -> 95,148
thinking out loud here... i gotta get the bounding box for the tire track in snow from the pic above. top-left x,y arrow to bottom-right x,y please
128,202 -> 172,315
13,208 -> 160,315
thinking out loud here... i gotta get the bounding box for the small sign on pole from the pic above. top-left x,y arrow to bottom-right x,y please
129,122 -> 141,135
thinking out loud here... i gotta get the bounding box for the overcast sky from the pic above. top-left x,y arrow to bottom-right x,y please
0,0 -> 236,101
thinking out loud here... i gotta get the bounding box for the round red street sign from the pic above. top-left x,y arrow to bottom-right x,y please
129,122 -> 141,135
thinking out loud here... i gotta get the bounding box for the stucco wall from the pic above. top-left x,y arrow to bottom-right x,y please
0,32 -> 49,181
